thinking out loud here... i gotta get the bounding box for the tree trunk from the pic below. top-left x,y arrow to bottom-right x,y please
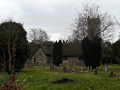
8,46 -> 11,71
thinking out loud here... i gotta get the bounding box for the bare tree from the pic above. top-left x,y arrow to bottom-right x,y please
28,28 -> 50,44
113,16 -> 120,39
68,4 -> 115,42
28,29 -> 37,43
114,16 -> 120,27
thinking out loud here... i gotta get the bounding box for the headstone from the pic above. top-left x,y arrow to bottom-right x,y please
60,64 -> 63,67
71,68 -> 75,74
94,69 -> 98,75
76,68 -> 80,73
72,68 -> 75,72
81,66 -> 83,71
109,71 -> 113,77
105,66 -> 107,72
103,64 -> 107,72
50,64 -> 54,70
73,63 -> 75,68
63,67 -> 67,71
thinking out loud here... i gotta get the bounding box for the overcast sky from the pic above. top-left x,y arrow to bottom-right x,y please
0,0 -> 120,42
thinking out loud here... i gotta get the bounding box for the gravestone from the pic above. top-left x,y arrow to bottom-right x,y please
73,63 -> 75,68
81,66 -> 83,71
63,67 -> 67,71
38,62 -> 41,69
109,71 -> 113,77
50,64 -> 54,70
103,64 -> 107,72
72,68 -> 75,72
105,66 -> 107,72
76,68 -> 80,73
94,69 -> 98,75
60,64 -> 63,68
25,63 -> 34,69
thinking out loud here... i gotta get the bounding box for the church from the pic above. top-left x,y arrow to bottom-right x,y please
25,16 -> 101,67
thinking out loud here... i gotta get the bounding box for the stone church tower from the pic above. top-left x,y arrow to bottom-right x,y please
87,16 -> 100,40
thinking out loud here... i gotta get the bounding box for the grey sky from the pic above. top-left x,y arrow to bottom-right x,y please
0,0 -> 120,41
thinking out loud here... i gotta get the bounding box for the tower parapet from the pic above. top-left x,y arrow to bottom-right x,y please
87,15 -> 100,40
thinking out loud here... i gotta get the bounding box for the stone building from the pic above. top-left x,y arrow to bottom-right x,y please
87,16 -> 100,40
27,43 -> 84,66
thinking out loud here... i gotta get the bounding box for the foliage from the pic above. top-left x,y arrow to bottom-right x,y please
101,41 -> 117,64
81,37 -> 91,67
53,40 -> 63,66
91,37 -> 101,68
112,39 -> 120,64
82,37 -> 101,69
0,20 -> 30,72
15,38 -> 30,71
58,40 -> 63,65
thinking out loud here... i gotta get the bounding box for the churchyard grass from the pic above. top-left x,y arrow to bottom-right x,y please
0,64 -> 120,90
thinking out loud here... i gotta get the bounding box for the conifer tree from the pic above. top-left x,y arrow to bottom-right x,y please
82,37 -> 101,69
0,21 -> 30,72
58,40 -> 63,65
53,41 -> 57,66
82,37 -> 91,67
53,40 -> 63,66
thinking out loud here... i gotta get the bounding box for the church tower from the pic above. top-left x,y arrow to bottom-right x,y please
87,16 -> 100,40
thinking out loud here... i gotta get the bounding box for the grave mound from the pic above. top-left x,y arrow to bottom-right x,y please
51,78 -> 74,84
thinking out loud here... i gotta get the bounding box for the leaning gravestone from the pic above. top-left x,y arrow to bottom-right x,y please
109,71 -> 113,77
94,69 -> 98,75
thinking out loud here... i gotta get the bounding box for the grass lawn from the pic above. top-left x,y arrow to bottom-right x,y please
0,64 -> 120,90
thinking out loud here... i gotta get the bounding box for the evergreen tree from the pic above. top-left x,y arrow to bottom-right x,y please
112,40 -> 120,63
82,37 -> 91,67
82,37 -> 101,69
58,40 -> 63,65
53,40 -> 63,66
91,37 -> 101,69
0,20 -> 30,72
53,41 -> 57,66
